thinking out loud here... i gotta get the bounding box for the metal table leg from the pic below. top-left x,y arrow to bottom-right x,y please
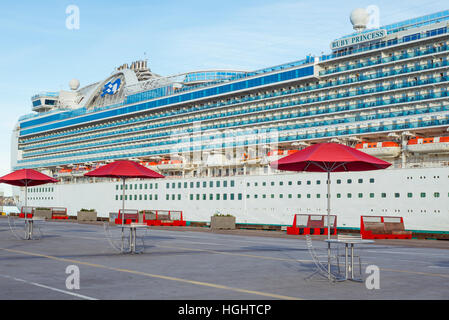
121,227 -> 125,253
132,228 -> 136,253
24,220 -> 28,240
30,220 -> 34,240
129,228 -> 133,253
345,244 -> 348,280
348,243 -> 363,282
25,220 -> 33,240
351,244 -> 354,279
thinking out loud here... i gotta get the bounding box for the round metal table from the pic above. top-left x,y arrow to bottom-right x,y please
117,223 -> 148,253
324,238 -> 374,281
23,217 -> 45,240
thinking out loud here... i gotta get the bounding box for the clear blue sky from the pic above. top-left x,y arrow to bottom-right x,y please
0,0 -> 447,196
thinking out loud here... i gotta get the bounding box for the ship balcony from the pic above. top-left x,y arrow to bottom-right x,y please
319,26 -> 448,65
17,94 -> 449,162
319,43 -> 449,76
14,114 -> 449,170
19,56 -> 448,143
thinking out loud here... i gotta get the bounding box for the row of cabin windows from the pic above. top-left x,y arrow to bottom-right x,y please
116,180 -> 236,190
116,194 -> 159,201
170,180 -> 236,188
28,197 -> 53,200
118,183 -> 159,190
115,178 -> 376,191
115,192 -> 443,201
29,187 -> 54,193
337,192 -> 442,198
252,178 -> 375,186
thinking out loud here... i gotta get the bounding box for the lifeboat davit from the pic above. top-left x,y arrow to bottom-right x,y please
355,141 -> 401,158
240,153 -> 262,165
406,136 -> 449,153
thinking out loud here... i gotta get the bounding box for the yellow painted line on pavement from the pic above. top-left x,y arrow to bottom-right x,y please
156,244 -> 313,263
378,267 -> 449,279
10,231 -> 448,281
0,247 -> 302,300
156,244 -> 449,279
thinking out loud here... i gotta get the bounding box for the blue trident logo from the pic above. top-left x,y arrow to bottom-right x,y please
101,78 -> 121,97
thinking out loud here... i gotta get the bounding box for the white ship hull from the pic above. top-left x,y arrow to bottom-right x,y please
15,166 -> 449,233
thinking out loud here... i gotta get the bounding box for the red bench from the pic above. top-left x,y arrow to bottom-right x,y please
115,209 -> 139,225
19,206 -> 34,219
51,207 -> 68,220
143,210 -> 186,226
287,214 -> 337,236
361,216 -> 412,239
19,207 -> 68,219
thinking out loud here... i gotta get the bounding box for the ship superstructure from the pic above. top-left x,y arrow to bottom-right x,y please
11,9 -> 449,232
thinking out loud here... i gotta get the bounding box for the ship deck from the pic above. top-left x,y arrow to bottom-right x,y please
0,217 -> 448,300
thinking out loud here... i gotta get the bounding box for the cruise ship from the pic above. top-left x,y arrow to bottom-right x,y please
11,9 -> 449,234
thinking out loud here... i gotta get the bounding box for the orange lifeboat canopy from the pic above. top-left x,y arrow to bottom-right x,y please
355,141 -> 400,149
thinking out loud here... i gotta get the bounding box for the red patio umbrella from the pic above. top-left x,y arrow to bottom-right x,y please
0,169 -> 58,211
84,160 -> 164,226
270,143 -> 391,236
270,143 -> 391,279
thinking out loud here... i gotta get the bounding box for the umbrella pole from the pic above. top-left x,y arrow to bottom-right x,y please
25,182 -> 27,211
121,178 -> 126,252
327,170 -> 331,240
122,178 -> 126,227
25,182 -> 29,240
327,170 -> 331,280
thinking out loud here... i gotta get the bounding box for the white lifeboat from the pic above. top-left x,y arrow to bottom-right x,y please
355,141 -> 401,158
205,154 -> 228,167
156,160 -> 184,170
406,137 -> 449,153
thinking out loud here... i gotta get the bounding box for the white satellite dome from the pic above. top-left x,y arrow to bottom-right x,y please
69,78 -> 80,90
350,8 -> 369,32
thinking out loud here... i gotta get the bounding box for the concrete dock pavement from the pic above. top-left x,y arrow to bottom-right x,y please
0,217 -> 448,300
